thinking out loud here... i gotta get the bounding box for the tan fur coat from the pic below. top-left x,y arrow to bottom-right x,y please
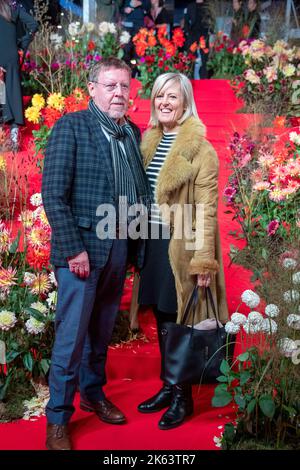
141,117 -> 229,324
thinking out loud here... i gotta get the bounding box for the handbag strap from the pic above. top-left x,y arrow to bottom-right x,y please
181,285 -> 220,330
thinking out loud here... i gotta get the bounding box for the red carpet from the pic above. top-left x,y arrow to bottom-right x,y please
0,80 -> 254,450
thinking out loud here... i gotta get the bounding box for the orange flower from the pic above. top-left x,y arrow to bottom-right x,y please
242,25 -> 250,38
172,28 -> 185,47
190,42 -> 198,53
148,35 -> 157,47
164,41 -> 176,57
273,116 -> 286,128
42,107 -> 62,127
199,36 -> 209,53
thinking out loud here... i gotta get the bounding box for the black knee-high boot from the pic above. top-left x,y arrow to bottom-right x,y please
137,308 -> 175,413
158,383 -> 194,430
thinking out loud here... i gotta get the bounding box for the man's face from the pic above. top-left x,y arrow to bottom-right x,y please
88,67 -> 131,121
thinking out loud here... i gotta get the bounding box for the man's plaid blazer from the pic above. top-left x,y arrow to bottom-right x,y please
42,108 -> 143,268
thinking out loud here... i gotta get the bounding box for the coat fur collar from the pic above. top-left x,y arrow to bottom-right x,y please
141,117 -> 206,204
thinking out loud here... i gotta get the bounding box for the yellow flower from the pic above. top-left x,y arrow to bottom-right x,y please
282,64 -> 296,77
27,226 -> 50,248
32,94 -> 45,110
0,267 -> 17,290
25,106 -> 41,124
0,154 -> 6,172
30,273 -> 51,295
47,93 -> 65,111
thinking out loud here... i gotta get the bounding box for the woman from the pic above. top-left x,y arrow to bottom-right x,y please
230,0 -> 245,44
245,0 -> 261,39
137,72 -> 228,430
0,0 -> 38,149
145,0 -> 171,29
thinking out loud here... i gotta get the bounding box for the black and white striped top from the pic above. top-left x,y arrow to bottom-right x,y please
146,132 -> 177,225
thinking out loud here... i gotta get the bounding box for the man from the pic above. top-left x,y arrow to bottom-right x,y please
42,57 -> 152,450
183,0 -> 213,79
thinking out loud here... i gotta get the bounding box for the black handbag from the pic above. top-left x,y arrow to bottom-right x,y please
160,286 -> 233,385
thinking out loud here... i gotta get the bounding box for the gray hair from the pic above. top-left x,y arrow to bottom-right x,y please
88,57 -> 131,82
150,73 -> 199,127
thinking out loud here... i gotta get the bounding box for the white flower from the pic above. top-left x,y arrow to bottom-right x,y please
243,321 -> 261,334
282,258 -> 297,269
292,272 -> 300,284
25,317 -> 45,335
0,310 -> 17,331
283,290 -> 300,302
30,301 -> 47,315
287,314 -> 300,330
68,22 -> 80,36
48,271 -> 57,286
0,289 -> 9,301
119,31 -> 131,45
248,311 -> 264,325
265,304 -> 279,318
108,23 -> 117,34
46,291 -> 57,309
278,338 -> 298,357
24,272 -> 35,286
98,21 -> 110,35
261,318 -> 278,334
225,321 -> 240,334
241,289 -> 260,308
230,312 -> 247,325
289,131 -> 300,146
213,435 -> 222,448
86,22 -> 95,33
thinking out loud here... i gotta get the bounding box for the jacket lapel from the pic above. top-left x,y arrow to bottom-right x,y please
88,112 -> 115,190
141,117 -> 206,204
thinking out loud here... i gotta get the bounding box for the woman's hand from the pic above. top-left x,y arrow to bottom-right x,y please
197,273 -> 211,287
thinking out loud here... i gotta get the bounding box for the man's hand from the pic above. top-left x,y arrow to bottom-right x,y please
124,6 -> 132,14
67,251 -> 90,279
197,273 -> 211,288
0,66 -> 6,81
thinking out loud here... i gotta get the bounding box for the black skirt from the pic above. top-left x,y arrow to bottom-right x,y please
138,223 -> 177,315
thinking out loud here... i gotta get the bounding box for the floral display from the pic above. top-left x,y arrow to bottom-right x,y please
212,284 -> 300,449
132,26 -> 196,98
207,32 -> 246,78
231,39 -> 300,118
25,89 -> 89,160
22,20 -> 130,96
224,128 -> 300,248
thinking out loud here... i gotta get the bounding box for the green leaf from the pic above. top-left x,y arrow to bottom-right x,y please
216,375 -> 229,383
25,308 -> 46,323
223,423 -> 236,444
240,371 -> 251,386
6,350 -> 21,363
237,352 -> 249,362
212,391 -> 233,407
247,398 -> 257,414
214,384 -> 228,394
234,394 -> 246,409
220,359 -> 231,375
40,358 -> 50,376
23,352 -> 34,372
0,374 -> 12,401
259,395 -> 275,419
9,230 -> 21,254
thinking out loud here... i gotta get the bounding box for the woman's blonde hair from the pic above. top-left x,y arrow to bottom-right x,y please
149,73 -> 199,127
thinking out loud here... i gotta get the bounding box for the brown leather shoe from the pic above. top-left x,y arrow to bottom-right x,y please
46,423 -> 72,450
80,398 -> 126,424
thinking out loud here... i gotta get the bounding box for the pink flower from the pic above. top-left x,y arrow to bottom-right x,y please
267,220 -> 280,236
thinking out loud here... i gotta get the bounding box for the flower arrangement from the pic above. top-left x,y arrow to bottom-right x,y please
22,16 -> 131,96
224,128 -> 300,253
231,39 -> 300,118
25,89 -> 89,162
212,283 -> 300,449
133,26 -> 196,98
0,193 -> 56,415
207,32 -> 247,79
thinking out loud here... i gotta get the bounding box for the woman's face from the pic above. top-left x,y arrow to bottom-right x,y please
248,0 -> 257,12
233,0 -> 242,11
154,81 -> 185,132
